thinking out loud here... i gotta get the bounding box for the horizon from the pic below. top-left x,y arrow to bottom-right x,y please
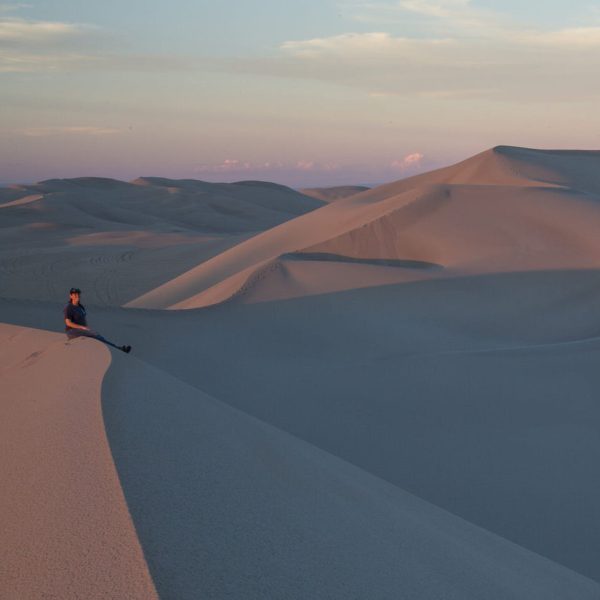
2,1 -> 600,185
3,144 -> 600,190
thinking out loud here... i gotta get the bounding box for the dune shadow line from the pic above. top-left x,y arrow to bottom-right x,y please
283,252 -> 443,270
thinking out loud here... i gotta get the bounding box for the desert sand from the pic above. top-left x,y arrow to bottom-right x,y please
2,147 -> 600,598
299,185 -> 370,202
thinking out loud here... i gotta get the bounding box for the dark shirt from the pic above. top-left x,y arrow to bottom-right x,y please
64,302 -> 87,331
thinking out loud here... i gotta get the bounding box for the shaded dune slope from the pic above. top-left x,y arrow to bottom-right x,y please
102,268 -> 600,582
9,176 -> 323,234
0,324 -> 157,600
102,347 -> 600,600
127,146 -> 600,309
4,270 -> 600,586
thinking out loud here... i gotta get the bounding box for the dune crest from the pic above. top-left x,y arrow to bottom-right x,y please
127,146 -> 600,309
299,185 -> 371,202
0,324 -> 157,599
0,194 -> 44,209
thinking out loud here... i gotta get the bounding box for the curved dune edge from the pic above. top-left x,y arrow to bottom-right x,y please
125,184 -> 429,309
102,352 -> 600,599
0,194 -> 44,209
0,323 -> 158,600
126,147 -> 600,310
299,185 -> 371,202
170,254 -> 443,308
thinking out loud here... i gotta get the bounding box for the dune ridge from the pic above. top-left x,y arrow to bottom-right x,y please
0,324 -> 157,599
299,185 -> 370,202
0,194 -> 44,209
126,146 -> 600,309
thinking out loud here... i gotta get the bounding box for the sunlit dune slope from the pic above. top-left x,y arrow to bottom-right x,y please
126,146 -> 600,309
299,185 -> 370,202
0,324 -> 157,600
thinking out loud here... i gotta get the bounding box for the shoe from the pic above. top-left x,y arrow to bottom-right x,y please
121,345 -> 132,353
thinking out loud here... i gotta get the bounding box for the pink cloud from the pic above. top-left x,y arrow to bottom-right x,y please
195,159 -> 258,173
195,159 -> 341,175
390,152 -> 424,170
295,160 -> 315,170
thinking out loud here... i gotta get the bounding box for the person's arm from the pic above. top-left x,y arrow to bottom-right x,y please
65,318 -> 90,331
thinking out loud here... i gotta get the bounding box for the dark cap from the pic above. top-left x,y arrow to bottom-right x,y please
69,287 -> 81,294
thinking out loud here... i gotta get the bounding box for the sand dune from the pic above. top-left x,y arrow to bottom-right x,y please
97,346 -> 600,599
17,176 -> 322,233
0,193 -> 44,209
3,145 -> 600,596
352,145 -> 600,203
0,176 -> 321,305
0,324 -> 157,599
92,268 -> 600,583
0,185 -> 38,206
5,266 -> 600,586
299,184 -> 370,202
127,146 -> 600,309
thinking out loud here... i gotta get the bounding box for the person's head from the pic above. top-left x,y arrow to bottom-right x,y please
69,287 -> 81,304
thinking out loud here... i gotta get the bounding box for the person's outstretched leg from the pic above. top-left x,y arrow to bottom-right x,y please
67,330 -> 131,353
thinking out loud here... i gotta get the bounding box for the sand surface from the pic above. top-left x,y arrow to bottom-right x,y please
299,185 -> 370,202
0,324 -> 157,599
3,146 -> 600,597
126,147 -> 600,310
0,177 -> 321,305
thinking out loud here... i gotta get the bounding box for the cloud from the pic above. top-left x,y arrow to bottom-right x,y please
262,25 -> 600,101
346,0 -> 508,34
0,16 -> 93,45
282,31 -> 454,59
0,3 -> 32,13
0,52 -> 99,72
194,159 -> 342,175
399,0 -> 469,16
0,19 -> 80,42
0,12 -> 193,74
391,152 -> 424,171
193,156 -> 432,186
346,0 -> 600,44
521,27 -> 600,47
20,126 -> 121,137
195,159 -> 258,173
295,160 -> 315,170
0,13 -> 108,72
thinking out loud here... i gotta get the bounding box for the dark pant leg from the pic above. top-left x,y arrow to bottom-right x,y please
66,329 -> 121,350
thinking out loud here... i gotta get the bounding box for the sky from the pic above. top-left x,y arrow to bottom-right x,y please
1,0 -> 600,186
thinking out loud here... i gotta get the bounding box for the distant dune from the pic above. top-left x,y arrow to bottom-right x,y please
3,147 -> 600,598
127,146 -> 600,309
299,185 -> 370,202
0,176 -> 323,306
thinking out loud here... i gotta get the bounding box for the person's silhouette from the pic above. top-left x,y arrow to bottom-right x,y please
64,288 -> 131,353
